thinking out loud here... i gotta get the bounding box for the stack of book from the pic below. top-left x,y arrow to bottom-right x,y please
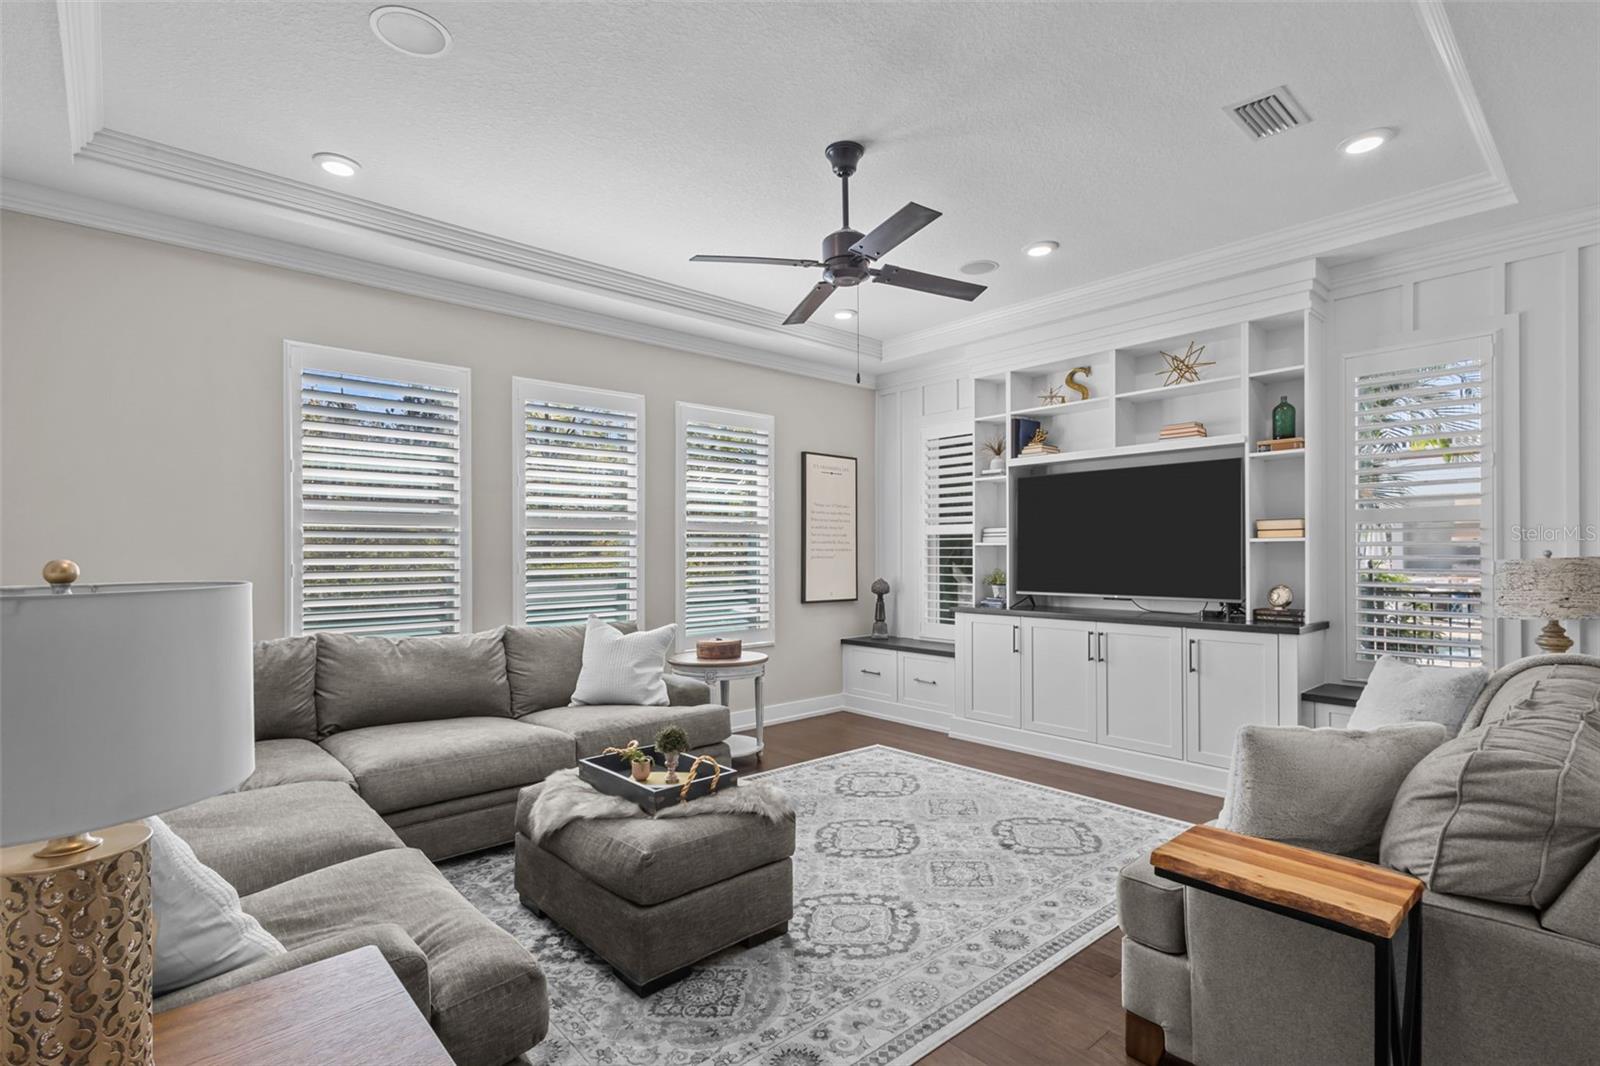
979,526 -> 1008,545
1159,421 -> 1207,440
1019,439 -> 1060,456
977,596 -> 1007,609
1253,606 -> 1306,626
1254,518 -> 1305,539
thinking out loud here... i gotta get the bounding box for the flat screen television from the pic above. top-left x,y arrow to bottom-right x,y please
1015,457 -> 1244,602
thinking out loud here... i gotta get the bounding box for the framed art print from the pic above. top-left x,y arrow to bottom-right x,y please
801,451 -> 857,603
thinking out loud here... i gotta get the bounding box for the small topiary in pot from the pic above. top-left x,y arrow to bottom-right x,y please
655,726 -> 690,783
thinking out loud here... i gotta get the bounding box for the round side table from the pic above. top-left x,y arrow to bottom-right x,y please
665,651 -> 769,760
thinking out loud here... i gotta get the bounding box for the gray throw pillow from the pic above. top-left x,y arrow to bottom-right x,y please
1219,723 -> 1448,861
1380,672 -> 1600,908
315,628 -> 511,735
504,621 -> 637,716
1347,655 -> 1488,735
253,635 -> 318,741
148,816 -> 284,994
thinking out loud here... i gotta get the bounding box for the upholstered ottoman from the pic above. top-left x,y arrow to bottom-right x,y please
513,783 -> 795,995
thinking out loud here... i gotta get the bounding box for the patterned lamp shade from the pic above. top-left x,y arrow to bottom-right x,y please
1494,556 -> 1600,620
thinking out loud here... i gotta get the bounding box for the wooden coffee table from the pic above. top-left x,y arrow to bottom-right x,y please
666,650 -> 769,760
1151,825 -> 1425,1066
153,945 -> 452,1066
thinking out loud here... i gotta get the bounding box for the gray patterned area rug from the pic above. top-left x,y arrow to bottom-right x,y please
439,745 -> 1184,1066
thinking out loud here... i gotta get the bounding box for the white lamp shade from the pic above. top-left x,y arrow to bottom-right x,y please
1,581 -> 255,846
1494,557 -> 1600,620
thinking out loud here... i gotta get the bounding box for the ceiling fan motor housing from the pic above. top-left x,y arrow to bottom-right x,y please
822,228 -> 869,285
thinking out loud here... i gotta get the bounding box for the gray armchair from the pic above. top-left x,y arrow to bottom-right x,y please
1119,655 -> 1600,1066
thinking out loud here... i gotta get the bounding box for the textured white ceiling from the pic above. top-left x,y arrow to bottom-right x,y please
3,1 -> 1595,351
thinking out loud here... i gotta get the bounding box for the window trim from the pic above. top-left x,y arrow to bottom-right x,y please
919,418 -> 975,640
510,377 -> 646,628
283,340 -> 472,636
675,401 -> 776,649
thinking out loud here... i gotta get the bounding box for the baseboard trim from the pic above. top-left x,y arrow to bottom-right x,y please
728,693 -> 846,732
948,722 -> 1228,796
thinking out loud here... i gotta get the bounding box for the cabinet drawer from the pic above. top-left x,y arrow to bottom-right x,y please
1304,700 -> 1354,730
899,653 -> 954,712
843,645 -> 898,700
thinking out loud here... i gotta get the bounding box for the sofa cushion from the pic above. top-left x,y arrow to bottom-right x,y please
243,848 -> 547,1066
1219,723 -> 1447,861
254,635 -> 318,740
1381,669 -> 1600,908
161,780 -> 404,896
147,815 -> 285,995
1462,653 -> 1600,731
520,702 -> 730,760
571,617 -> 675,706
1117,857 -> 1186,954
237,739 -> 355,792
315,629 -> 511,735
504,621 -> 635,715
320,718 -> 574,815
1541,846 -> 1600,944
1347,655 -> 1487,736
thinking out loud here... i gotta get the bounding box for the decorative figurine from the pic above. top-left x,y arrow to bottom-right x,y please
1038,382 -> 1067,405
870,578 -> 891,638
1065,366 -> 1092,400
1159,340 -> 1215,386
1268,583 -> 1294,609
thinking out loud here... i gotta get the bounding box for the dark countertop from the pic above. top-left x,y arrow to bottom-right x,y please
951,605 -> 1328,635
839,635 -> 957,658
1301,682 -> 1366,707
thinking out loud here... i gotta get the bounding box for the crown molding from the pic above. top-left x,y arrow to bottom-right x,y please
1329,205 -> 1600,294
1414,0 -> 1509,187
55,0 -> 101,154
1,180 -> 876,388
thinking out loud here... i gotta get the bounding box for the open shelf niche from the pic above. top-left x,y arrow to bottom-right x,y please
967,310 -> 1324,620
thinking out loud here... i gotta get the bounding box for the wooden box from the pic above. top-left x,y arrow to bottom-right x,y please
577,746 -> 738,815
696,638 -> 743,660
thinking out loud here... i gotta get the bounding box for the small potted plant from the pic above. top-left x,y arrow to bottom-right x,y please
655,726 -> 689,784
621,745 -> 654,782
981,436 -> 1006,473
985,568 -> 1007,601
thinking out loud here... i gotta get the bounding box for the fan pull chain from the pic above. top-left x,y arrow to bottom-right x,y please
855,287 -> 862,384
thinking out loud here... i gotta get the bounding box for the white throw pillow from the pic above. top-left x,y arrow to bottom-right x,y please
571,615 -> 676,706
147,815 -> 285,994
1347,655 -> 1489,736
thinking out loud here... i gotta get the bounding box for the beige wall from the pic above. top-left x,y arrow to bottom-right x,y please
0,212 -> 874,706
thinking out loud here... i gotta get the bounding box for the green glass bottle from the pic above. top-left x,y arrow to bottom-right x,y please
1272,395 -> 1296,440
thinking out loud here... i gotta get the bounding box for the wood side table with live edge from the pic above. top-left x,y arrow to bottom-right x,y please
1150,825 -> 1426,1066
666,650 -> 769,760
152,945 -> 453,1066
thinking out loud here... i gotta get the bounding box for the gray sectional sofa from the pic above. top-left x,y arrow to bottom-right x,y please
155,623 -> 729,1066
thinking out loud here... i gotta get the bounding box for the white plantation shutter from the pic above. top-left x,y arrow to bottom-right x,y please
515,379 -> 644,627
1345,336 -> 1493,675
676,404 -> 774,646
923,425 -> 974,635
287,342 -> 470,636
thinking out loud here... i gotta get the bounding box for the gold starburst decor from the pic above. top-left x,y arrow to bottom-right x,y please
1159,341 -> 1214,387
1037,383 -> 1067,405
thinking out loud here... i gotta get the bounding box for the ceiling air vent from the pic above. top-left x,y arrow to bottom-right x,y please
1227,86 -> 1311,139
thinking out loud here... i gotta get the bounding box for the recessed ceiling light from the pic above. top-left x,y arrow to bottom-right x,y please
1340,128 -> 1395,155
834,309 -> 857,321
313,152 -> 361,177
370,6 -> 452,58
1024,241 -> 1059,258
960,259 -> 1000,276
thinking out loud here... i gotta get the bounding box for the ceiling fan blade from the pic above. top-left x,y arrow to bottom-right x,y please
849,202 -> 942,261
872,264 -> 986,301
691,255 -> 822,267
782,281 -> 837,325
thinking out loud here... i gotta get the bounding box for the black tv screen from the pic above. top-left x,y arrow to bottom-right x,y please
1015,458 -> 1244,602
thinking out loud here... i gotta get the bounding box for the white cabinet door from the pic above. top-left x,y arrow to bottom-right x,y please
1098,623 -> 1185,759
963,616 -> 1021,726
843,645 -> 898,700
899,653 -> 955,713
1022,619 -> 1098,742
1184,629 -> 1279,769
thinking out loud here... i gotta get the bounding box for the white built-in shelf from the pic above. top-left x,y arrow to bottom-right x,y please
1247,447 -> 1307,461
1009,432 -> 1247,469
1009,397 -> 1111,418
1249,537 -> 1306,544
975,412 -> 1010,423
974,473 -> 1007,483
1248,365 -> 1306,383
1115,374 -> 1241,404
976,541 -> 1008,548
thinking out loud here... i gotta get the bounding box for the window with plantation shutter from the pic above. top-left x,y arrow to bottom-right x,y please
286,342 -> 470,636
515,379 -> 644,627
1345,335 -> 1493,676
922,424 -> 973,636
676,403 -> 774,647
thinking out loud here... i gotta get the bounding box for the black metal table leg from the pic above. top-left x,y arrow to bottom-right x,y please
1403,906 -> 1423,1064
1374,937 -> 1393,1066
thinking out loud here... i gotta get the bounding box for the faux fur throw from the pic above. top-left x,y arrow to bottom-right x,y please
529,768 -> 793,845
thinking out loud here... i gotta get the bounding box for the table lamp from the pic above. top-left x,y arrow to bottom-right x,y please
1494,551 -> 1600,654
1,563 -> 254,1066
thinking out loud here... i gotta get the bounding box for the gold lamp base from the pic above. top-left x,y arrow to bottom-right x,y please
1,822 -> 155,1066
1535,618 -> 1575,655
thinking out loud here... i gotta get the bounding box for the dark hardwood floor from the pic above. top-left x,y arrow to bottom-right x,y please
735,711 -> 1221,1066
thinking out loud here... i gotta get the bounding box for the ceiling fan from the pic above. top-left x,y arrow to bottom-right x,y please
691,141 -> 987,325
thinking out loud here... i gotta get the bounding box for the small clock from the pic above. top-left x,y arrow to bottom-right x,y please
1267,583 -> 1294,609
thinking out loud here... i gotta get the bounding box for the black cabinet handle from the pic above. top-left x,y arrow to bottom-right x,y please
913,677 -> 938,686
1098,632 -> 1106,663
1012,625 -> 1020,654
1189,639 -> 1197,673
860,669 -> 882,677
1086,630 -> 1094,661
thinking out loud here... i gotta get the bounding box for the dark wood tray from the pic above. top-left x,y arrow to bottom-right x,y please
577,745 -> 738,815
